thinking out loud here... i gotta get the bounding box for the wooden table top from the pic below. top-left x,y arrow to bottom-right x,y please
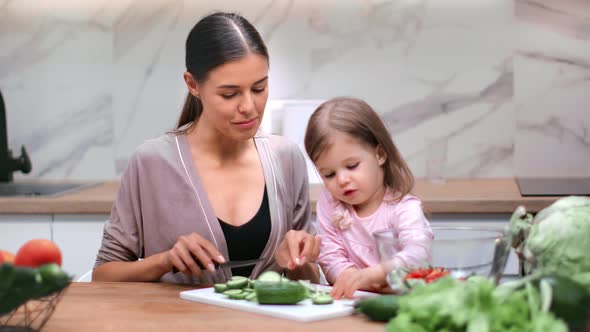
0,178 -> 573,214
39,282 -> 383,332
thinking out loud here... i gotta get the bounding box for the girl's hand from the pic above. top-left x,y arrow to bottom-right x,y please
165,233 -> 225,278
330,265 -> 387,299
274,230 -> 321,269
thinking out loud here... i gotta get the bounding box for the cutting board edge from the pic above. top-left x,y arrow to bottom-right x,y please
179,287 -> 357,322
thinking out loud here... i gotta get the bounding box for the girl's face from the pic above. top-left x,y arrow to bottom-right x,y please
314,131 -> 387,215
187,53 -> 269,141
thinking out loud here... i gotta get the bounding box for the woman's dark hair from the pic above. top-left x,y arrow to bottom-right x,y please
176,12 -> 269,132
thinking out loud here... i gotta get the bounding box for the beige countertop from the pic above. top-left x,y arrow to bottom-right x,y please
0,178 -> 573,215
40,282 -> 383,332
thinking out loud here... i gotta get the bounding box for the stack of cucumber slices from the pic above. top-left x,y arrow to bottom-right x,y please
214,271 -> 333,305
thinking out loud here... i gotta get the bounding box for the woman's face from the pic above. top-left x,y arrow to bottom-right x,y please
190,53 -> 269,141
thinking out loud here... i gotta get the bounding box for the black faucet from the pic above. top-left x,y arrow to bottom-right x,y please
0,90 -> 32,182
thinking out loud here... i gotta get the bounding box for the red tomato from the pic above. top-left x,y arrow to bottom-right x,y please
425,269 -> 450,283
14,239 -> 62,268
404,267 -> 450,283
404,268 -> 431,280
0,250 -> 16,264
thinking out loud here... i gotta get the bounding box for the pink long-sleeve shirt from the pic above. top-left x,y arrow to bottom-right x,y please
316,189 -> 433,283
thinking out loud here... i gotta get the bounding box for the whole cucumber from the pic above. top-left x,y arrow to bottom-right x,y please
255,281 -> 307,305
355,295 -> 399,322
0,266 -> 41,315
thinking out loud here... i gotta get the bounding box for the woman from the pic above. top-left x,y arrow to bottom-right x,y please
92,12 -> 320,284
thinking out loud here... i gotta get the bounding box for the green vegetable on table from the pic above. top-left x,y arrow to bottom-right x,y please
497,273 -> 590,331
0,263 -> 70,315
214,271 -> 333,305
355,295 -> 399,322
385,276 -> 572,332
509,196 -> 590,289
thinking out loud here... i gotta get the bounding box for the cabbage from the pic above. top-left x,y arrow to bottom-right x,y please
509,196 -> 590,289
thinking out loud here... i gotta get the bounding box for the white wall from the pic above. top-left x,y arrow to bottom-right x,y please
1,0 -> 588,181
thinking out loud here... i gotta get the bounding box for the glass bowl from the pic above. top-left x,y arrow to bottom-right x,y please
373,226 -> 510,291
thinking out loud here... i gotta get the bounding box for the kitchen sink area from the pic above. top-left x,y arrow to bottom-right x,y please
0,182 -> 102,197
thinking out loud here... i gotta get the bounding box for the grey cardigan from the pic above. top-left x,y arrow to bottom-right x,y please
94,130 -> 312,284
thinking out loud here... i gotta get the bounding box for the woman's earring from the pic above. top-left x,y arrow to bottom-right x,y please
195,93 -> 201,99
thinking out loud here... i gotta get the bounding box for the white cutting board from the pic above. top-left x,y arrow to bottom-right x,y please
180,285 -> 376,322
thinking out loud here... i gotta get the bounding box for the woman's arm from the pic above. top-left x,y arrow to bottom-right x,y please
285,260 -> 319,282
93,232 -> 225,282
315,191 -> 356,284
93,225 -> 226,282
92,152 -> 146,281
92,252 -> 170,282
275,145 -> 320,282
92,149 -> 225,282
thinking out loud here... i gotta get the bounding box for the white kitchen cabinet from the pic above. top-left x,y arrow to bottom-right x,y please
0,214 -> 52,254
52,214 -> 109,279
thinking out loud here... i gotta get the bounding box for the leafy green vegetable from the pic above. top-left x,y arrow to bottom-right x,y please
385,276 -> 568,332
509,196 -> 590,289
497,273 -> 590,331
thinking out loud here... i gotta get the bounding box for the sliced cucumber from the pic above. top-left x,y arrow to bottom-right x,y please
230,292 -> 248,300
214,283 -> 228,293
245,292 -> 257,302
223,289 -> 247,300
223,289 -> 243,296
257,271 -> 283,283
227,276 -> 249,289
312,294 -> 333,305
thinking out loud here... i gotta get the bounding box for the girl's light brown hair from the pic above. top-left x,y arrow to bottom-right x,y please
304,97 -> 414,202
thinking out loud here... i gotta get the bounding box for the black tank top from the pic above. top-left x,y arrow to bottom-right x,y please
218,187 -> 271,277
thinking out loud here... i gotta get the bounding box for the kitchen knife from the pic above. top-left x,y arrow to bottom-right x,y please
172,257 -> 264,274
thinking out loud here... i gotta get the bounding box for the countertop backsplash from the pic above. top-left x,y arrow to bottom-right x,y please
0,0 -> 588,182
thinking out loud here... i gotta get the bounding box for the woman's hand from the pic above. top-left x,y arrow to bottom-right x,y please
274,230 -> 321,269
164,232 -> 226,278
330,265 -> 388,299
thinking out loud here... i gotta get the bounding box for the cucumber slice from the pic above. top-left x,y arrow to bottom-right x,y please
312,294 -> 333,305
230,276 -> 249,281
214,283 -> 228,293
227,276 -> 249,289
230,292 -> 248,300
245,292 -> 257,302
223,289 -> 244,296
257,271 -> 282,283
223,289 -> 247,299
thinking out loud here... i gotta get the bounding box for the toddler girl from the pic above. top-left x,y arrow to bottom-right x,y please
304,97 -> 433,299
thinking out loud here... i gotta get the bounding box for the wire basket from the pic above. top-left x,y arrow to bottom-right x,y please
0,284 -> 69,332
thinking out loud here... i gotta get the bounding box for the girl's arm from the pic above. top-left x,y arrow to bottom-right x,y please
392,196 -> 433,268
